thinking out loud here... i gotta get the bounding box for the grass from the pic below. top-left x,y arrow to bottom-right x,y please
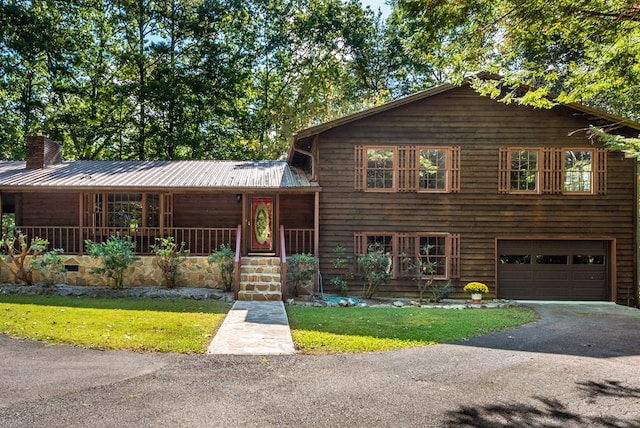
0,294 -> 537,355
287,305 -> 537,354
0,295 -> 231,353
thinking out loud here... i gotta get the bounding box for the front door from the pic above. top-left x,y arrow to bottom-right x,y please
249,196 -> 274,253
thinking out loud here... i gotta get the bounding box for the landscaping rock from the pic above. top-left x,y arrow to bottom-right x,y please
0,284 -> 226,300
393,300 -> 405,307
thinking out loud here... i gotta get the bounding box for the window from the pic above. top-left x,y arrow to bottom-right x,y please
366,148 -> 395,190
93,193 -> 160,229
417,235 -> 448,277
509,150 -> 539,192
355,232 -> 460,280
564,150 -> 592,193
355,146 -> 460,192
499,147 -> 606,195
419,149 -> 448,191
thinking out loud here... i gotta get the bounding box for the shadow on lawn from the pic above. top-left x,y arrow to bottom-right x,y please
445,380 -> 640,427
0,292 -> 231,314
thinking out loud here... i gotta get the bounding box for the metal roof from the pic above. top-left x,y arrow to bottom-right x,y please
0,160 -> 318,191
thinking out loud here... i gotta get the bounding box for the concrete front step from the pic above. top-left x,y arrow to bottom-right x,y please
240,281 -> 281,292
238,256 -> 283,301
237,290 -> 283,301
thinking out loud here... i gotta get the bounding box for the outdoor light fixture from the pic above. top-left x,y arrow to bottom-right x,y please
236,194 -> 242,202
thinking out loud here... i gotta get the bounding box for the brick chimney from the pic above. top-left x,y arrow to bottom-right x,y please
25,136 -> 62,169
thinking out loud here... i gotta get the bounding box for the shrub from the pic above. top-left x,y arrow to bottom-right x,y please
31,248 -> 66,286
208,244 -> 234,291
357,246 -> 392,299
330,245 -> 353,295
85,235 -> 138,289
287,253 -> 318,297
2,227 -> 49,285
151,237 -> 189,288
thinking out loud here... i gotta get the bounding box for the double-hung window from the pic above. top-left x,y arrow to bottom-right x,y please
355,232 -> 461,280
355,145 -> 460,192
499,147 -> 606,195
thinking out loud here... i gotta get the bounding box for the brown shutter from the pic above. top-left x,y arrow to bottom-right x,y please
450,147 -> 460,193
542,148 -> 563,194
449,234 -> 460,279
398,146 -> 417,192
398,233 -> 416,276
595,148 -> 607,195
354,232 -> 364,255
354,146 -> 365,191
498,148 -> 509,193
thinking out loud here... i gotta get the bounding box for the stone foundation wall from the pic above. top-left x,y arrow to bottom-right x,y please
0,255 -> 224,288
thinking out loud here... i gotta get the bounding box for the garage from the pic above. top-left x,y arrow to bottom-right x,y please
497,240 -> 609,300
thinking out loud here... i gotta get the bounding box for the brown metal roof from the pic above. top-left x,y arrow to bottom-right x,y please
0,160 -> 318,191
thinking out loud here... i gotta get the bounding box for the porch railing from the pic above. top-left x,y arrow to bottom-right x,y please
5,225 -> 314,257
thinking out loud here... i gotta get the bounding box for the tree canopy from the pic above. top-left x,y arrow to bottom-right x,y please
1,1 -> 638,160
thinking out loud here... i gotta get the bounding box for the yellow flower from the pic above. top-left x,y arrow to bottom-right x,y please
463,282 -> 489,294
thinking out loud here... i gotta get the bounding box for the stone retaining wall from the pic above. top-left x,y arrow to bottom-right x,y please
0,255 -> 224,288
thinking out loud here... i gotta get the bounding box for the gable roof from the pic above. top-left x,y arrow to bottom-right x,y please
0,159 -> 317,191
289,79 -> 640,158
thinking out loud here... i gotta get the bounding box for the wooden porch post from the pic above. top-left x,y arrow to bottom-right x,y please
78,192 -> 84,255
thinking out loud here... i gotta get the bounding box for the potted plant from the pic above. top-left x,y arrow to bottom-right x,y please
463,281 -> 489,303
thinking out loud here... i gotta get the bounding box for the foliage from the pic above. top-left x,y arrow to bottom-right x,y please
0,0 -> 432,161
2,228 -> 49,285
463,282 -> 489,295
151,237 -> 189,288
287,305 -> 537,354
357,245 -> 392,299
397,0 -> 640,149
30,248 -> 66,286
286,253 -> 318,297
0,295 -> 230,353
208,244 -> 235,291
85,235 -> 138,289
330,245 -> 353,295
403,244 -> 450,303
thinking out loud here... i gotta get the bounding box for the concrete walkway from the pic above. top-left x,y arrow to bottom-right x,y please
207,300 -> 295,355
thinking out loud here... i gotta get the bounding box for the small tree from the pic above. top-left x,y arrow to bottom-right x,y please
2,228 -> 49,285
151,237 -> 189,288
208,244 -> 234,291
85,235 -> 138,289
287,253 -> 318,297
31,248 -> 66,286
404,245 -> 454,303
330,245 -> 353,296
357,245 -> 392,299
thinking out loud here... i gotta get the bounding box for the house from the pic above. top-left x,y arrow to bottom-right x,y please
1,80 -> 639,306
0,136 -> 319,297
288,81 -> 639,307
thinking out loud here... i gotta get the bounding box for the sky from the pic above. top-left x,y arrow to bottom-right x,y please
361,0 -> 392,18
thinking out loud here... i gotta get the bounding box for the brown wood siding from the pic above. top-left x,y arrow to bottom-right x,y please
314,86 -> 637,305
173,193 -> 241,228
20,192 -> 79,226
279,194 -> 314,229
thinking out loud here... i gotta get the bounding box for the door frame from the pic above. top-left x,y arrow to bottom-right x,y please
245,194 -> 277,255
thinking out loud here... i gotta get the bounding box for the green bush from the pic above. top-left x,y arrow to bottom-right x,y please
287,253 -> 318,297
85,235 -> 138,289
31,248 -> 66,286
2,227 -> 49,285
208,244 -> 235,291
151,237 -> 189,288
330,245 -> 353,295
357,246 -> 392,299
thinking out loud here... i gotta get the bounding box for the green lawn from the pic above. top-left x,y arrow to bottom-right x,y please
0,295 -> 231,353
0,294 -> 537,354
287,305 -> 537,354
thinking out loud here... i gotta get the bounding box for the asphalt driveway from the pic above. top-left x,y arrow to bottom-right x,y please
1,302 -> 639,427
